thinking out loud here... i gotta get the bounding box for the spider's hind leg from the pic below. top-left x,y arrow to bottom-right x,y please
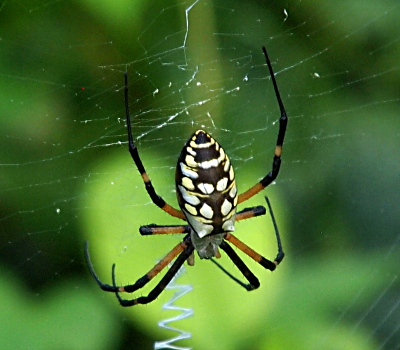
113,241 -> 195,306
216,241 -> 260,290
214,196 -> 284,289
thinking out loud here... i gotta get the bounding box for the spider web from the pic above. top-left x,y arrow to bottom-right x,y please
1,0 -> 399,349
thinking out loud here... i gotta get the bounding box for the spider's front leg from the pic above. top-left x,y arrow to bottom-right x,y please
124,72 -> 185,220
238,46 -> 288,205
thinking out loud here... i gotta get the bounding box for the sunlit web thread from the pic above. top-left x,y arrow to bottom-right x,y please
154,265 -> 193,350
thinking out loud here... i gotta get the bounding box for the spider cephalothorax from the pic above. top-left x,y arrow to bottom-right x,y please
85,46 -> 287,306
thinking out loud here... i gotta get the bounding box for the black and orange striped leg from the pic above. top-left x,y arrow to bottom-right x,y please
226,198 -> 284,266
85,240 -> 192,305
138,224 -> 196,266
224,232 -> 280,270
124,72 -> 185,220
235,197 -> 284,264
235,205 -> 266,222
213,197 -> 284,290
225,193 -> 284,264
113,242 -> 195,306
139,224 -> 190,236
238,47 -> 288,205
217,232 -> 280,291
235,197 -> 285,265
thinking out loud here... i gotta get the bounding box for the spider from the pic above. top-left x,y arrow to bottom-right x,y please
85,46 -> 288,306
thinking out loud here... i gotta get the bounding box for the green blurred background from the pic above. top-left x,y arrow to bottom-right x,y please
1,0 -> 399,349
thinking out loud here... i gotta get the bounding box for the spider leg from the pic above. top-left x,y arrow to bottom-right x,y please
223,231 -> 282,272
225,197 -> 284,267
85,240 -> 188,295
238,47 -> 288,205
139,224 -> 190,236
85,241 -> 118,292
211,196 -> 283,290
216,241 -> 260,290
113,242 -> 195,306
235,205 -> 266,222
124,72 -> 185,220
264,196 -> 284,263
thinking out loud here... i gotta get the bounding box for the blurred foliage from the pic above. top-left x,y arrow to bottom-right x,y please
0,0 -> 399,349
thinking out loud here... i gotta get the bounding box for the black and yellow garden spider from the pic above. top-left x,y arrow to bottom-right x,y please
85,46 -> 288,306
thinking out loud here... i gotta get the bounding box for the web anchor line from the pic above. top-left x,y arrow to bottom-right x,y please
154,265 -> 193,350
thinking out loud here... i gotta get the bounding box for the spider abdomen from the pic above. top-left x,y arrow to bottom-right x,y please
176,130 -> 238,239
